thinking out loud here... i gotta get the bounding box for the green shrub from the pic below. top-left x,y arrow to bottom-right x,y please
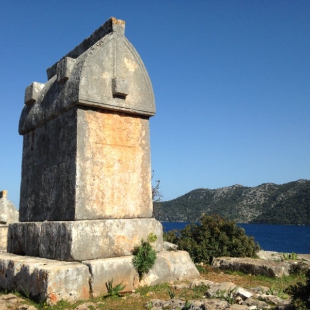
164,214 -> 260,263
286,269 -> 310,309
132,239 -> 157,280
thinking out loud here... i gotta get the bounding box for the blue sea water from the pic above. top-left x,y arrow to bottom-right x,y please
161,222 -> 310,254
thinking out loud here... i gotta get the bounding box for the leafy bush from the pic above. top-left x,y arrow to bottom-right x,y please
164,214 -> 260,263
286,269 -> 310,309
132,239 -> 157,280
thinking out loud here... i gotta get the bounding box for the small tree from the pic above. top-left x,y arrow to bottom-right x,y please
164,214 -> 260,264
152,170 -> 162,202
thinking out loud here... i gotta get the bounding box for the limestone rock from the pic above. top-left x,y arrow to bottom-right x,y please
202,299 -> 230,309
242,297 -> 268,309
236,287 -> 253,299
205,281 -> 237,298
212,257 -> 290,277
163,241 -> 178,251
140,251 -> 200,286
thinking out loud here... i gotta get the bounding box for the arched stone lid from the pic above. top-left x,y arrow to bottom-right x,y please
19,17 -> 155,135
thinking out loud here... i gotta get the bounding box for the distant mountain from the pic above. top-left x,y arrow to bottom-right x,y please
153,179 -> 310,225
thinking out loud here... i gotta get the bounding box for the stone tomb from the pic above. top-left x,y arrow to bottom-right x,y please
1,18 -> 198,303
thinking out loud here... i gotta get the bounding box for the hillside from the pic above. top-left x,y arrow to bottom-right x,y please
153,179 -> 310,225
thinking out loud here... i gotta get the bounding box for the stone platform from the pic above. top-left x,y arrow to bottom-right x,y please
0,251 -> 199,304
8,219 -> 163,261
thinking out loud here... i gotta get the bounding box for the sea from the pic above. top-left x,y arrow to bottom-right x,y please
161,222 -> 310,254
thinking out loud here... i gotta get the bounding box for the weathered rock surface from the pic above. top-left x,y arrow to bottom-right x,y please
0,250 -> 199,304
0,191 -> 19,251
84,251 -> 199,296
0,191 -> 19,225
163,241 -> 178,251
8,219 -> 163,261
148,277 -> 291,310
139,251 -> 200,286
212,256 -> 291,277
0,253 -> 90,304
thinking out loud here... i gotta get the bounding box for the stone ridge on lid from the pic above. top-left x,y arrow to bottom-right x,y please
47,17 -> 125,79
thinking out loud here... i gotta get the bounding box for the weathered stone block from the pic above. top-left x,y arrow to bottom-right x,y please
76,109 -> 152,220
9,219 -> 163,261
7,222 -> 41,256
19,108 -> 152,221
84,256 -> 139,296
56,57 -> 76,82
0,253 -> 90,304
140,251 -> 200,286
112,77 -> 129,97
24,82 -> 44,105
84,251 -> 199,296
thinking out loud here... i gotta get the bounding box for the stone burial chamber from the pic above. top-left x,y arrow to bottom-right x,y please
0,17 -> 199,303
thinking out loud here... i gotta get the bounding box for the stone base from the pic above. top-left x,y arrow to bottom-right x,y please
0,251 -> 199,304
8,218 -> 163,261
0,252 -> 90,304
0,226 -> 8,251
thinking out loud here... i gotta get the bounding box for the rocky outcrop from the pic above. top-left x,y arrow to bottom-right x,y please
211,251 -> 310,278
211,257 -> 291,277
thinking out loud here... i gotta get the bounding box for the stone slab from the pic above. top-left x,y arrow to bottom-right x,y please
0,251 -> 198,304
8,218 -> 163,261
212,256 -> 291,277
0,253 -> 90,304
84,256 -> 139,296
84,251 -> 199,296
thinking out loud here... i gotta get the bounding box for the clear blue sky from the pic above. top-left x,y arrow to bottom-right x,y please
1,1 -> 309,208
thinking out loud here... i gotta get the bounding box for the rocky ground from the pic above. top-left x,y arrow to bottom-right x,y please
0,251 -> 309,310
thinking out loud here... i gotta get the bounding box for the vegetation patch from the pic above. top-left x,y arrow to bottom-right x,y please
132,233 -> 157,280
164,214 -> 260,263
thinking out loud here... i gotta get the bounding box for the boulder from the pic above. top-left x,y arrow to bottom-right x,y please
212,256 -> 290,277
